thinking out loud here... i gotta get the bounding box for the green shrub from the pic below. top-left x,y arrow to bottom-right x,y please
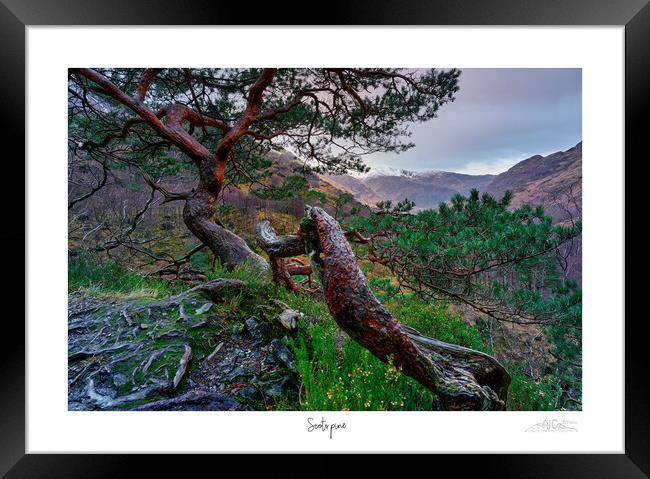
506,362 -> 564,411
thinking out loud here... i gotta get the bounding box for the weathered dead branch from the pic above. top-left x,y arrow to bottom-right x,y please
255,219 -> 313,293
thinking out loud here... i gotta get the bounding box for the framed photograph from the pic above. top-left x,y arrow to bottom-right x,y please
5,0 -> 645,473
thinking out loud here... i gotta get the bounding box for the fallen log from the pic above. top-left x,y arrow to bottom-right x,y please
300,206 -> 510,411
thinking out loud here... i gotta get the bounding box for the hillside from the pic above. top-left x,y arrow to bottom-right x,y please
323,169 -> 494,210
486,142 -> 582,223
316,142 -> 582,219
66,67 -> 583,416
265,149 -> 365,207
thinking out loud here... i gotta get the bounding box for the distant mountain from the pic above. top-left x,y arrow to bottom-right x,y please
486,142 -> 582,223
266,149 -> 367,203
262,150 -> 495,212
319,142 -> 582,220
265,143 -> 582,223
324,169 -> 495,210
324,142 -> 582,282
479,142 -> 582,283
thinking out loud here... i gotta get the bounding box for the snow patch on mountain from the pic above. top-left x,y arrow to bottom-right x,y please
351,165 -> 442,179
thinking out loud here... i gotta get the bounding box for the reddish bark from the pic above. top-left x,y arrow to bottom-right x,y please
135,68 -> 162,101
286,262 -> 312,275
269,257 -> 301,293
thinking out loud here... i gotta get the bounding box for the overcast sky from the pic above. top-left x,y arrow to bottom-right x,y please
364,68 -> 582,175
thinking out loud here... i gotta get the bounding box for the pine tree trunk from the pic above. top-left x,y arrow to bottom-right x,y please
183,186 -> 269,272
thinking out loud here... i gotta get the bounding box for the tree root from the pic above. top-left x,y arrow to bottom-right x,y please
173,344 -> 193,389
86,378 -> 170,409
177,278 -> 246,303
130,390 -> 245,411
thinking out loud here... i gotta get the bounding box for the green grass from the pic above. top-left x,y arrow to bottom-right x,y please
290,324 -> 433,411
68,252 -> 182,298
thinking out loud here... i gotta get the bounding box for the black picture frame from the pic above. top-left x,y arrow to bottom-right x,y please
3,0 -> 645,474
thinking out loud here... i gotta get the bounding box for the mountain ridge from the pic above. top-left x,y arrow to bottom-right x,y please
485,142 -> 582,222
317,142 -> 582,216
267,142 -> 582,223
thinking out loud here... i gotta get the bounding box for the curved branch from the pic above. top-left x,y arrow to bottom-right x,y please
136,68 -> 162,101
141,171 -> 190,204
215,68 -> 277,161
255,220 -> 304,257
332,69 -> 369,116
73,69 -> 214,164
255,220 -> 310,293
81,117 -> 148,150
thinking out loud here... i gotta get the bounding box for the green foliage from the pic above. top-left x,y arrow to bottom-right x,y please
292,327 -> 433,411
334,192 -> 354,220
306,189 -> 327,203
250,174 -> 328,205
350,190 -> 582,327
386,296 -> 490,353
252,175 -> 310,200
367,277 -> 399,302
376,198 -> 416,214
336,192 -> 354,206
70,68 -> 461,187
349,190 -> 582,406
506,363 -> 564,411
204,257 -> 269,296
68,68 -> 581,411
546,281 -> 582,366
